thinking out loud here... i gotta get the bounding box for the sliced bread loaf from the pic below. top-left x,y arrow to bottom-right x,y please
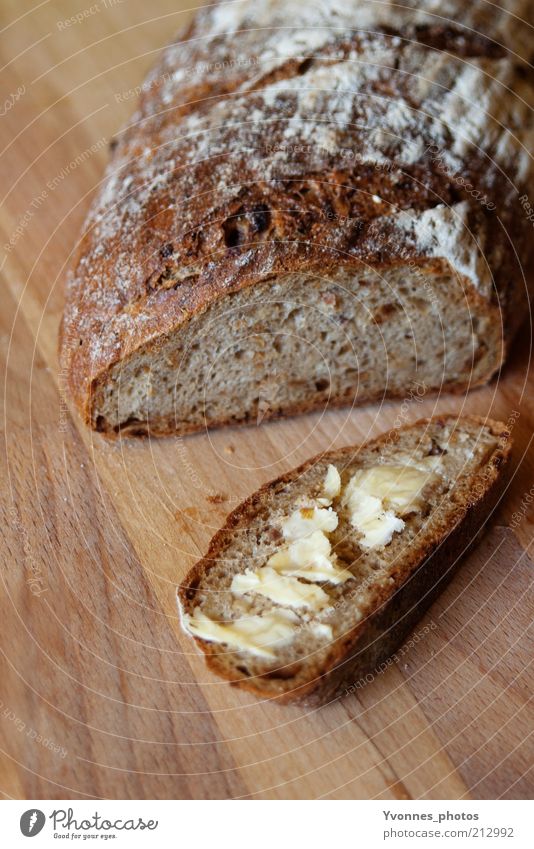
178,415 -> 511,705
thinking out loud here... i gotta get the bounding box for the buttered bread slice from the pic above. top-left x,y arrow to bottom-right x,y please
178,416 -> 511,705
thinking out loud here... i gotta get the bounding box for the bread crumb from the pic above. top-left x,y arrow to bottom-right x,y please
206,493 -> 228,504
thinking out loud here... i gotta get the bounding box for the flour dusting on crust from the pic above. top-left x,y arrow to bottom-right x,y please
60,0 -> 534,425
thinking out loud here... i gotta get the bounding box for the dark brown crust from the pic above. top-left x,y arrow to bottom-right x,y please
177,414 -> 512,705
59,0 -> 533,435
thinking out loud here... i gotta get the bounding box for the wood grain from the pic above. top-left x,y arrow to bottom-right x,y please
0,0 -> 532,800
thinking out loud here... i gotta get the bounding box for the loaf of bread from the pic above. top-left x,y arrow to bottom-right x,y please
178,415 -> 511,705
60,0 -> 534,436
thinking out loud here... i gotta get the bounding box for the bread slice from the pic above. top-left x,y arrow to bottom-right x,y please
178,415 -> 511,705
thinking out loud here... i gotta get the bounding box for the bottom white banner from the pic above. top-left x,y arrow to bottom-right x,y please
1,799 -> 531,848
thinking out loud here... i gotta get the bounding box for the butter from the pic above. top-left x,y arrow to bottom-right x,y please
282,505 -> 338,541
346,464 -> 435,515
268,530 -> 351,583
182,608 -> 299,658
348,494 -> 404,549
231,566 -> 329,610
393,453 -> 443,475
318,464 -> 341,505
227,480 -> 347,618
267,478 -> 349,583
182,457 -> 440,658
342,463 -> 436,549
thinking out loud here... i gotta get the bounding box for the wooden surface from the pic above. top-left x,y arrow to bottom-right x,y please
0,0 -> 533,800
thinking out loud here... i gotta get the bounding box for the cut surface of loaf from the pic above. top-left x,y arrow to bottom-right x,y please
59,0 -> 534,436
178,416 -> 511,705
94,264 -> 502,435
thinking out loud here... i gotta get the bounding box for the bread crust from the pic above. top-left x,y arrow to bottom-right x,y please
59,0 -> 534,435
177,415 -> 512,705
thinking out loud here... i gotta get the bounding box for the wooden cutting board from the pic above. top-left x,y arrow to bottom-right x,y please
0,0 -> 532,800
